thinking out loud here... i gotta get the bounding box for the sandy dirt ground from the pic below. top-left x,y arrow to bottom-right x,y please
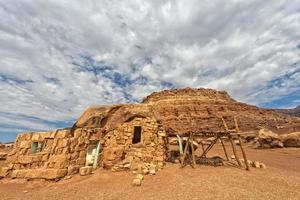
1,145 -> 300,200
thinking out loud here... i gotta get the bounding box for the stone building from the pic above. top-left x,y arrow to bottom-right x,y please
1,88 -> 300,180
0,103 -> 166,179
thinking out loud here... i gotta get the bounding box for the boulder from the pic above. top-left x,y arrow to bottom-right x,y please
257,129 -> 282,148
281,132 -> 300,147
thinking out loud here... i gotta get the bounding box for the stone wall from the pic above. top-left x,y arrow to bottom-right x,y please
101,116 -> 165,172
0,116 -> 165,179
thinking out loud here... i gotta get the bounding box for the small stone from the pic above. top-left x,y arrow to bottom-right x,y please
79,166 -> 93,176
142,168 -> 149,175
132,178 -> 141,186
136,174 -> 144,181
149,164 -> 156,175
247,160 -> 253,166
231,155 -> 235,160
174,159 -> 180,164
259,163 -> 267,169
23,190 -> 28,193
252,161 -> 260,168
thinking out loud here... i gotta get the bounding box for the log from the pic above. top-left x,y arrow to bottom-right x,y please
238,135 -> 250,171
220,138 -> 229,161
190,133 -> 196,168
229,135 -> 242,167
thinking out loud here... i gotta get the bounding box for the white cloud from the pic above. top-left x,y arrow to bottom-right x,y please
0,0 -> 300,140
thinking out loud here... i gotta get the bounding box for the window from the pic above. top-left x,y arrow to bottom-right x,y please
132,126 -> 142,144
31,142 -> 44,153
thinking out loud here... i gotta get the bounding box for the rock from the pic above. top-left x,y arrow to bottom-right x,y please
257,129 -> 282,148
149,164 -> 156,175
281,132 -> 300,147
231,155 -> 236,160
136,174 -> 144,181
11,169 -> 67,180
79,166 -> 93,176
67,165 -> 79,175
0,152 -> 7,160
132,178 -> 141,186
259,163 -> 266,169
252,161 -> 260,168
247,160 -> 253,166
270,140 -> 284,148
142,168 -> 149,175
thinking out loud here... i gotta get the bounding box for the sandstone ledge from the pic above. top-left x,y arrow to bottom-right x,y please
11,169 -> 67,180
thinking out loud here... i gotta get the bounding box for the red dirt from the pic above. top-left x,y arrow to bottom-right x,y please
1,145 -> 299,200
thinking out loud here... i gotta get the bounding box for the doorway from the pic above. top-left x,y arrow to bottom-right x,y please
85,140 -> 101,169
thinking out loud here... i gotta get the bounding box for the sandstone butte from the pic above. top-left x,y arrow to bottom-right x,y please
1,88 -> 300,180
75,87 -> 300,134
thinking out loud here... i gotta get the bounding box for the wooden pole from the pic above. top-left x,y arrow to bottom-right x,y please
201,142 -> 205,157
190,133 -> 196,168
181,133 -> 191,167
220,138 -> 229,161
200,138 -> 218,158
238,135 -> 250,170
229,135 -> 242,167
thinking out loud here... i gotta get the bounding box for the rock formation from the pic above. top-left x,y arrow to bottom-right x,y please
274,105 -> 300,118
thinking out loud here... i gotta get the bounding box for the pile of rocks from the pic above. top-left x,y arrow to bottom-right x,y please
231,155 -> 266,169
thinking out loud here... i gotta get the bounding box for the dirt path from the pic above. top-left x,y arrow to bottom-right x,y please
1,146 -> 300,200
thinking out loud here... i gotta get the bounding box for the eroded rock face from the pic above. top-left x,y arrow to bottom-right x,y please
142,88 -> 300,135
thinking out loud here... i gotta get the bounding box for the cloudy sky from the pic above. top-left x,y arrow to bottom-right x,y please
0,0 -> 300,142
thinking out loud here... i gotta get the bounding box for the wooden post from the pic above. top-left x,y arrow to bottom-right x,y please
229,134 -> 242,167
234,116 -> 250,170
190,133 -> 196,168
221,117 -> 229,130
238,135 -> 250,171
220,138 -> 229,161
201,142 -> 205,157
200,138 -> 218,158
181,133 -> 191,167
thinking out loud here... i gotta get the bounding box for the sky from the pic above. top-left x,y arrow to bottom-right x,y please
0,0 -> 300,142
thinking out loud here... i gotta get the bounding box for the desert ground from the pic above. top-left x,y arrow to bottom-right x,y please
0,144 -> 299,200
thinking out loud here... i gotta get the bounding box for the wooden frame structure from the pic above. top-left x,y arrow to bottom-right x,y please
166,116 -> 250,171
